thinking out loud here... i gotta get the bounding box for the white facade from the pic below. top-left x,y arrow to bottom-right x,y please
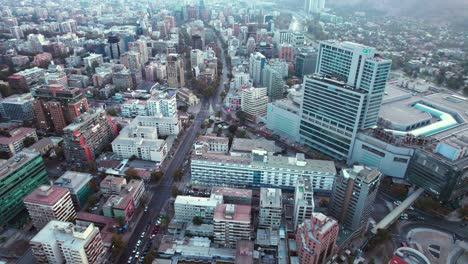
266,99 -> 301,141
241,87 -> 268,121
133,115 -> 181,136
120,91 -> 176,118
112,124 -> 167,163
191,151 -> 336,192
30,221 -> 105,264
232,72 -> 251,89
293,177 -> 315,229
249,52 -> 266,85
174,195 -> 223,223
259,188 -> 282,229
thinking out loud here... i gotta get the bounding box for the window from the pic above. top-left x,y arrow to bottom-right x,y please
393,157 -> 408,163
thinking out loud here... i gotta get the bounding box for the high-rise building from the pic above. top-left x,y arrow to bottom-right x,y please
294,48 -> 318,79
213,204 -> 251,248
30,220 -> 105,264
0,93 -> 35,122
278,43 -> 294,62
63,109 -> 117,166
259,188 -> 282,229
329,165 -> 381,231
83,53 -> 104,70
32,84 -> 89,134
8,67 -> 46,92
262,64 -> 285,100
299,41 -> 392,160
249,52 -> 266,85
296,212 -> 339,264
241,86 -> 268,122
166,54 -> 185,88
24,185 -> 76,229
304,0 -> 326,14
0,150 -> 48,227
129,39 -> 149,64
294,177 -> 315,229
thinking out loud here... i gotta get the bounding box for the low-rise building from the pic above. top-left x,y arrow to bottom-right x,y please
213,204 -> 251,248
100,176 -> 127,197
102,194 -> 135,221
194,135 -> 229,154
177,87 -> 200,106
133,115 -> 180,136
230,138 -> 278,157
27,137 -> 54,155
30,220 -> 105,264
174,195 -> 223,223
24,185 -> 76,229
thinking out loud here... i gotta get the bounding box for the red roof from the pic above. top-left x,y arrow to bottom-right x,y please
214,204 -> 251,222
76,212 -> 116,227
0,127 -> 36,145
23,185 -> 69,206
389,256 -> 409,264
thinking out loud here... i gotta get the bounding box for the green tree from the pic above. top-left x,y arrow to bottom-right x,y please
173,167 -> 183,181
228,124 -> 238,134
172,185 -> 180,197
0,84 -> 14,97
236,111 -> 247,123
112,234 -> 127,255
125,167 -> 139,179
115,215 -> 126,226
143,251 -> 156,264
87,195 -> 97,208
192,216 -> 203,225
22,136 -> 36,148
151,171 -> 164,182
106,108 -> 118,116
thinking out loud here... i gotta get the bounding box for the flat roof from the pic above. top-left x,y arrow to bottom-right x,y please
260,188 -> 282,208
30,220 -> 95,250
175,195 -> 223,207
54,171 -> 93,192
231,138 -> 278,153
24,185 -> 69,206
211,186 -> 253,198
213,204 -> 251,222
0,150 -> 40,178
0,127 -> 36,145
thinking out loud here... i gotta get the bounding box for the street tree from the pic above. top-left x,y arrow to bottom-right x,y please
192,216 -> 203,226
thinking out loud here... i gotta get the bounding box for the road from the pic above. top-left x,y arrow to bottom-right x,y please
120,30 -> 229,264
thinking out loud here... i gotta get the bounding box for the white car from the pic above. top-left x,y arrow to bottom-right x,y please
135,252 -> 140,259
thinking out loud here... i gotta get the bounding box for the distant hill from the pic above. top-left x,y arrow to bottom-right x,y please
328,0 -> 468,23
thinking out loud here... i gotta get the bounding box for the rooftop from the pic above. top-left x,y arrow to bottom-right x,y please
260,188 -> 282,208
211,187 -> 253,199
30,220 -> 96,250
27,137 -> 53,152
54,171 -> 93,192
231,138 -> 278,153
0,127 -> 36,145
175,195 -> 223,207
213,203 -> 251,223
24,185 -> 69,206
343,165 -> 381,183
0,150 -> 40,178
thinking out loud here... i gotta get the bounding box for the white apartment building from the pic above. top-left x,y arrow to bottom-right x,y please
120,91 -> 176,118
174,195 -> 223,223
133,115 -> 181,136
194,135 -> 230,154
213,204 -> 251,248
241,86 -> 268,122
191,150 -> 336,192
30,220 -> 105,264
112,125 -> 167,163
293,177 -> 315,229
259,188 -> 282,229
24,185 -> 76,230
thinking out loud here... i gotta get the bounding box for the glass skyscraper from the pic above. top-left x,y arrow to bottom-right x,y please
300,41 -> 392,160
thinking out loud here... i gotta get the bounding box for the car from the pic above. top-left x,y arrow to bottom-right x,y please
132,248 -> 137,254
127,256 -> 133,264
140,232 -> 145,238
151,234 -> 156,239
401,242 -> 408,247
135,252 -> 140,259
144,206 -> 148,212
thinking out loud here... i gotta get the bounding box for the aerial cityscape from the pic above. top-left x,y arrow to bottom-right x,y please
0,0 -> 466,264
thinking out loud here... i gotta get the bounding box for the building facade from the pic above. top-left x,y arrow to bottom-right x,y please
0,150 -> 48,227
166,54 -> 185,88
54,171 -> 95,209
299,41 -> 391,160
296,213 -> 339,264
30,220 -> 105,264
329,166 -> 381,231
259,188 -> 282,229
174,195 -> 223,223
241,86 -> 268,122
213,204 -> 251,248
294,177 -> 315,229
63,109 -> 117,166
24,185 -> 76,229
